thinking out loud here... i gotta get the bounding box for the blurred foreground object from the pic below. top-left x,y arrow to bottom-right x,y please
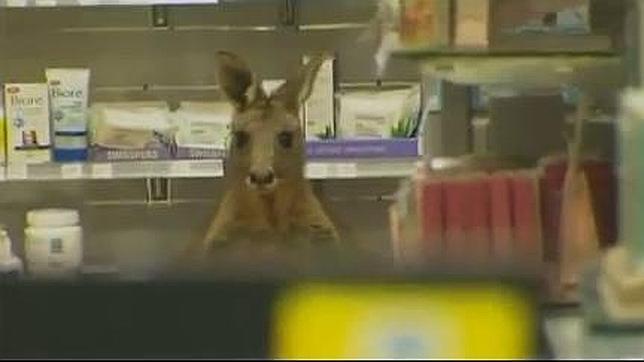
273,281 -> 537,359
390,149 -> 615,304
0,275 -> 539,359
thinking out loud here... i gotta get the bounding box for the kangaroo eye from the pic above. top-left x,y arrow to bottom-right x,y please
233,131 -> 249,149
278,131 -> 294,149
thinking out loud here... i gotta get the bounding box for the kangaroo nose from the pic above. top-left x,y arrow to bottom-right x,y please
249,170 -> 275,186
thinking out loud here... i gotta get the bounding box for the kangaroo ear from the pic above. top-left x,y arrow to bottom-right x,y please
216,51 -> 266,111
271,53 -> 329,113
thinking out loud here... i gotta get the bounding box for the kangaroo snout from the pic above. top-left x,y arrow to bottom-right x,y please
247,168 -> 277,190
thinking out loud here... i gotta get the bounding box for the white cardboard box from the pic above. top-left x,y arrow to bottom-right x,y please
4,83 -> 51,164
303,55 -> 335,140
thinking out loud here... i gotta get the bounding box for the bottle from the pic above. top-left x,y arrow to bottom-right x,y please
24,209 -> 83,279
0,227 -> 24,281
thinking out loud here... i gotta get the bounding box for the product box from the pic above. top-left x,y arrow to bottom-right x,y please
418,177 -> 443,259
489,173 -> 514,260
303,55 -> 336,140
511,170 -> 543,264
89,102 -> 174,162
4,83 -> 51,164
454,0 -> 491,48
46,68 -> 91,162
173,101 -> 232,160
306,84 -> 423,159
337,86 -> 421,139
306,138 -> 421,159
452,0 -> 614,52
399,0 -> 452,50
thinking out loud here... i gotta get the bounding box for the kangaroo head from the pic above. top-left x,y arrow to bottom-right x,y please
216,51 -> 326,194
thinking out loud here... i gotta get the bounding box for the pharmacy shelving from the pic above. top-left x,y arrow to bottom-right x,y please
392,49 -> 623,89
0,158 -> 418,181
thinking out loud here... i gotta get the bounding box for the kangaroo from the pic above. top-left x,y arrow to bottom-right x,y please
186,51 -> 340,261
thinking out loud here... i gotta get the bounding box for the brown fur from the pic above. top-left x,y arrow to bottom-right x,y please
185,52 -> 339,259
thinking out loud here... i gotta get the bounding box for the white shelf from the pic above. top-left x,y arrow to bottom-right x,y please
394,49 -> 623,89
0,0 -> 218,7
306,159 -> 418,180
0,158 -> 418,181
5,160 -> 224,181
419,55 -> 623,89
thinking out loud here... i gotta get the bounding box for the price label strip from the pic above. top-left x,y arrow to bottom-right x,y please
306,163 -> 329,179
35,0 -> 56,6
307,162 -> 358,179
6,0 -> 28,7
91,163 -> 114,179
327,163 -> 358,179
169,161 -> 193,178
61,164 -> 85,179
8,164 -> 28,180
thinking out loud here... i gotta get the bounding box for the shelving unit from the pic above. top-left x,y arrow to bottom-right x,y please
391,44 -> 625,307
0,158 -> 418,181
0,1 -> 636,358
393,49 -> 624,89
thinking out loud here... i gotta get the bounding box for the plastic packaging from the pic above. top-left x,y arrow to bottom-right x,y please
24,209 -> 83,278
0,227 -> 23,280
173,102 -> 232,150
92,105 -> 175,149
46,68 -> 91,162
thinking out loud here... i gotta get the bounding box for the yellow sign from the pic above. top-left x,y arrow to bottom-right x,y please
272,282 -> 536,359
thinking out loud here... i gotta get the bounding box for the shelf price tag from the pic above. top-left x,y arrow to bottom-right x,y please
61,164 -> 84,179
171,160 -> 224,178
328,163 -> 358,179
306,163 -> 329,179
307,162 -> 358,179
6,0 -> 28,7
35,0 -> 56,6
91,163 -> 113,179
169,161 -> 193,177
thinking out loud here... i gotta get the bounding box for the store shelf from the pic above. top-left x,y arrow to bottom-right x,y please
0,158 -> 418,181
394,47 -> 618,58
393,48 -> 623,88
0,0 -> 218,7
306,158 -> 418,180
4,160 -> 224,181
